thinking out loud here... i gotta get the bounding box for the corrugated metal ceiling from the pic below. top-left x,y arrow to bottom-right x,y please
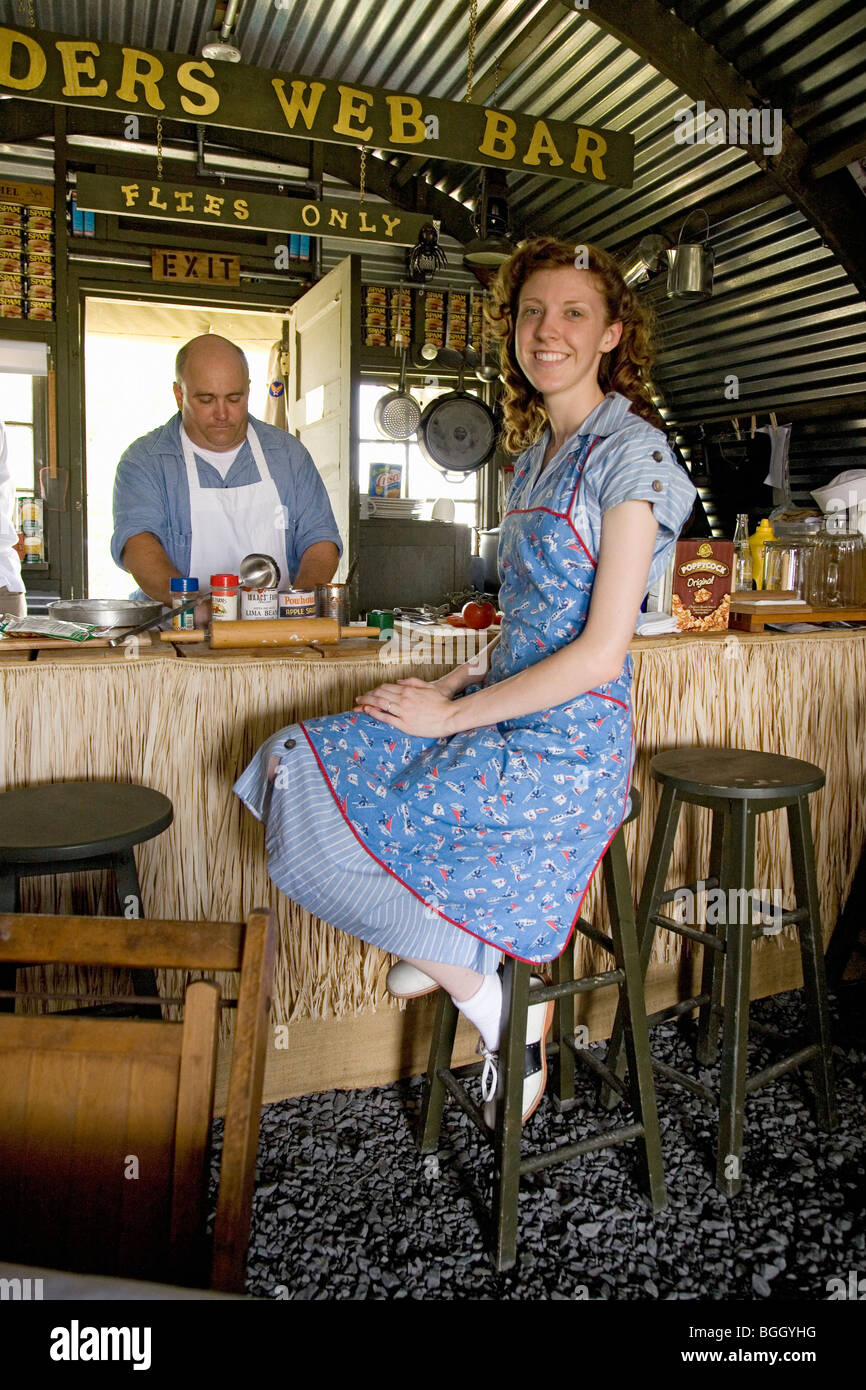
1,0 -> 864,424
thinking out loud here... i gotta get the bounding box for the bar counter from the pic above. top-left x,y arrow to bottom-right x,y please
2,626 -> 863,1106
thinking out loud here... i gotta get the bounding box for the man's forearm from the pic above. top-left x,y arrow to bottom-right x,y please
121,532 -> 182,606
293,540 -> 340,589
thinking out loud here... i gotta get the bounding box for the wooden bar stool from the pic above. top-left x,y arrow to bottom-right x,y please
0,782 -> 173,1016
603,748 -> 837,1198
419,788 -> 667,1272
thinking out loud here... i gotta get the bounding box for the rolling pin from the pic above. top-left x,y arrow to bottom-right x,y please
159,619 -> 380,647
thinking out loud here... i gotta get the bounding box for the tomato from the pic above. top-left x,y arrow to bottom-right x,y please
493,611 -> 503,625
445,613 -> 467,627
461,600 -> 497,630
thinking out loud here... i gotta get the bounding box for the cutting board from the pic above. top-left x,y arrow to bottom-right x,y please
0,635 -> 112,651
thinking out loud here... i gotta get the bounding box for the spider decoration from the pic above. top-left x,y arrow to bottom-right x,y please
407,222 -> 447,282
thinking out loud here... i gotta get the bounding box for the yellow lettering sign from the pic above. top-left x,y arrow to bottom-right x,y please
358,210 -> 377,234
334,85 -> 374,141
203,193 -> 224,215
0,27 -> 46,90
386,95 -> 425,144
479,109 -> 517,161
523,119 -> 563,168
301,204 -> 320,227
328,208 -> 348,230
149,185 -> 167,210
55,41 -> 107,99
116,47 -> 165,110
572,128 -> 607,180
120,183 -> 140,207
381,213 -> 401,238
271,78 -> 326,131
233,198 -> 249,221
174,190 -> 194,213
177,59 -> 219,117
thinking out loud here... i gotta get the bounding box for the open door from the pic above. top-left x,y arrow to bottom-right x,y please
286,255 -> 360,586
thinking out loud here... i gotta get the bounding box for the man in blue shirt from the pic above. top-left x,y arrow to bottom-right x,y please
112,334 -> 342,617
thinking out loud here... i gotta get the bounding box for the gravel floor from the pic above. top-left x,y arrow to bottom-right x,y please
211,989 -> 865,1301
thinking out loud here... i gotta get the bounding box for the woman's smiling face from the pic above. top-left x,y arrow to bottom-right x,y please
515,265 -> 622,413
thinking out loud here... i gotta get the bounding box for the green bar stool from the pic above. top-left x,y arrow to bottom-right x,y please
418,787 -> 667,1272
0,782 -> 173,1016
603,747 -> 837,1198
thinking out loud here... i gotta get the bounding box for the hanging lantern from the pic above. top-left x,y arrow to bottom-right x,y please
666,209 -> 714,300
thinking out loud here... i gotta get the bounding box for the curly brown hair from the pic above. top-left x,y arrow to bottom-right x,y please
487,236 -> 665,454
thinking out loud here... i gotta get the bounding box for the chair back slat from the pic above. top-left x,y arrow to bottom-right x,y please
0,906 -> 276,1290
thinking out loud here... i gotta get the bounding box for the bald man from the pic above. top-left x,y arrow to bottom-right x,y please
111,334 -> 341,616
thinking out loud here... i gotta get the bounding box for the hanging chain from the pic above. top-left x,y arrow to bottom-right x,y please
465,0 -> 477,102
156,117 -> 164,181
493,55 -> 501,106
20,0 -> 36,25
359,144 -> 366,205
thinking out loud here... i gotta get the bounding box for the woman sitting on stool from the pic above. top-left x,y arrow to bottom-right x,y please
234,236 -> 696,1121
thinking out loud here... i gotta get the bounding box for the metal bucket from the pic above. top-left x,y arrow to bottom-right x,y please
666,208 -> 714,300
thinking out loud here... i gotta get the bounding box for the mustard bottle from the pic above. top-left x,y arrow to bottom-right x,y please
749,518 -> 774,590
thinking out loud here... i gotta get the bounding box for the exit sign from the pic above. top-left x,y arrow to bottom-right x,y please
151,249 -> 240,284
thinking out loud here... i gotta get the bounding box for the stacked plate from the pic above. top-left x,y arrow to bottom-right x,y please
361,497 -> 423,519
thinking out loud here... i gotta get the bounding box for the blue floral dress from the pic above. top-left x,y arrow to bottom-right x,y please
234,392 -> 696,966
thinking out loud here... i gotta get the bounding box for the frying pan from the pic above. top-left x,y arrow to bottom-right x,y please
374,349 -> 421,440
417,348 -> 497,480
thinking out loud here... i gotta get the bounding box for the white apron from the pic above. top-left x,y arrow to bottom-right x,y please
181,423 -> 291,591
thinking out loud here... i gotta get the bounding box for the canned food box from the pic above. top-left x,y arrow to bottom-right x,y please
26,251 -> 53,276
24,210 -> 53,232
26,277 -> 54,301
0,272 -> 22,296
368,463 -> 402,498
0,230 -> 22,250
24,233 -> 53,256
27,302 -> 54,320
0,253 -> 22,274
0,207 -> 22,228
0,296 -> 23,318
279,588 -> 317,618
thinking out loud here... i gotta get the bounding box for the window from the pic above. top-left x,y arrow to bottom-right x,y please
0,372 -> 40,495
358,381 -> 481,529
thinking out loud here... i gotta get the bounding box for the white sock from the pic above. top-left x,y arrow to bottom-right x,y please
453,972 -> 503,1052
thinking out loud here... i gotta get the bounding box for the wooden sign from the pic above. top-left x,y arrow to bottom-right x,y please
0,24 -> 634,188
0,178 -> 52,207
151,249 -> 240,284
77,172 -> 436,246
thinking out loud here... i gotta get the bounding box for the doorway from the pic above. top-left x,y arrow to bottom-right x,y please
83,298 -> 286,598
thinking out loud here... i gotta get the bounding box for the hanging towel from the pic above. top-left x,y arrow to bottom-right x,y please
263,341 -> 288,429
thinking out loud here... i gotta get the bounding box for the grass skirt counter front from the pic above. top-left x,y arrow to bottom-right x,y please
1,628 -> 863,1106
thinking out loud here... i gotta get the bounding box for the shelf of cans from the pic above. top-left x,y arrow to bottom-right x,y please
0,188 -> 55,322
361,284 -> 496,355
16,494 -> 46,564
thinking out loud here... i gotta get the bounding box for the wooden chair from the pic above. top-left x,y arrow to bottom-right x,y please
0,908 -> 276,1294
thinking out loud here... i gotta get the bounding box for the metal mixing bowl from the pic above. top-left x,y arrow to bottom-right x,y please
49,598 -> 165,630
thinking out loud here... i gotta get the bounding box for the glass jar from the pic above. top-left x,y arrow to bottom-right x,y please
762,538 -> 817,599
807,521 -> 866,607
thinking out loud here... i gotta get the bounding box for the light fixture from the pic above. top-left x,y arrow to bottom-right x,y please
666,209 -> 714,301
202,1 -> 244,63
619,233 -> 672,286
463,170 -> 514,284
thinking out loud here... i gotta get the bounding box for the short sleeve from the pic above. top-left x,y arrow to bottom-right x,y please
595,435 -> 697,588
111,444 -> 172,568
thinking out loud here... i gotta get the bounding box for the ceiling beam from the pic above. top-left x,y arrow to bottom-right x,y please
565,0 -> 866,296
809,133 -> 866,181
0,106 -> 475,243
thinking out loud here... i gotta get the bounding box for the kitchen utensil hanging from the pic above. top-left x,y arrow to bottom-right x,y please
374,347 -> 421,440
417,348 -> 497,481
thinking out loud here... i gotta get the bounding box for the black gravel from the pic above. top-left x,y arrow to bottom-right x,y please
209,989 -> 865,1300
